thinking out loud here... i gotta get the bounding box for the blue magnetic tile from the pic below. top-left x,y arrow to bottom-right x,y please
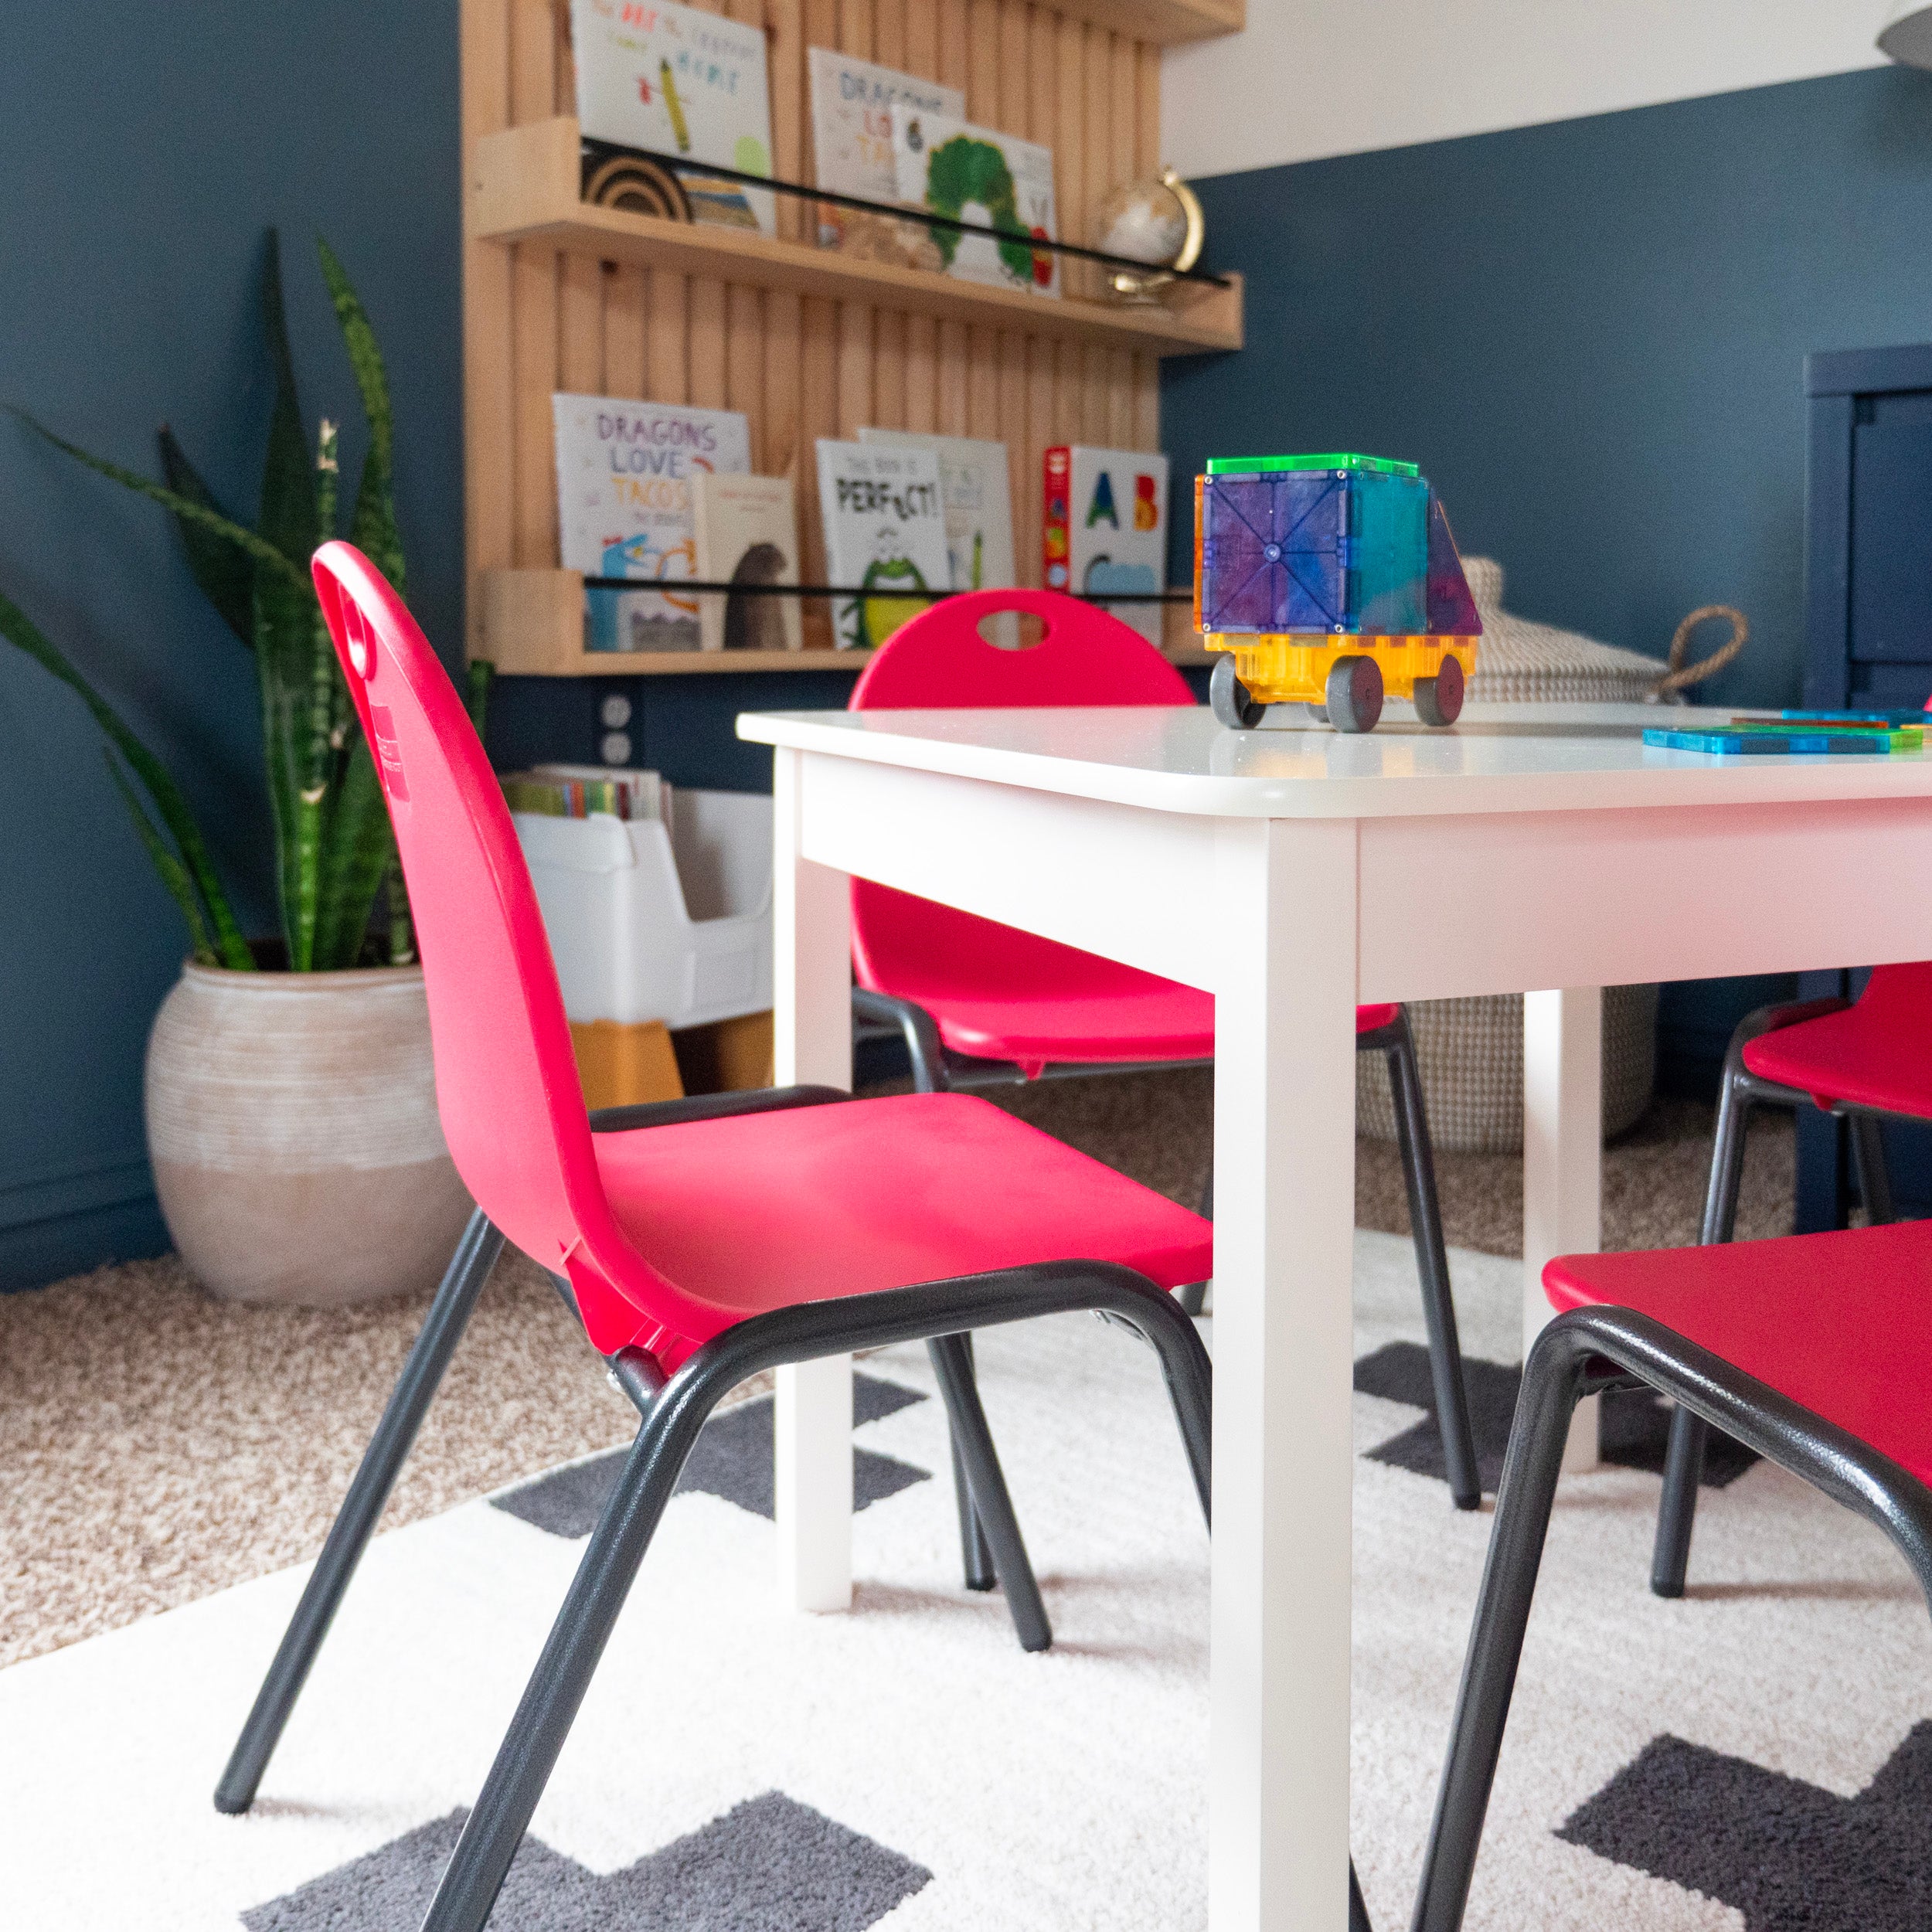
1777,708 -> 1928,726
1645,727 -> 1897,756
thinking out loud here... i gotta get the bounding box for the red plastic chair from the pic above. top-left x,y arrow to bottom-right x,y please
215,545 -> 1222,1932
849,588 -> 1483,1510
1651,957 -> 1932,1594
1409,1220 -> 1932,1930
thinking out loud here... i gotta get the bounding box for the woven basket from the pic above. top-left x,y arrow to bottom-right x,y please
1361,560 -> 1664,1151
1461,556 -> 1674,703
1359,985 -> 1660,1155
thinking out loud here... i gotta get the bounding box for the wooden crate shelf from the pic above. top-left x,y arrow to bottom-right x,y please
481,567 -> 1212,675
469,118 -> 1242,359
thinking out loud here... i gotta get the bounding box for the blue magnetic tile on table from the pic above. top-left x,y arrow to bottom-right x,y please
1645,727 -> 1897,756
1777,708 -> 1928,726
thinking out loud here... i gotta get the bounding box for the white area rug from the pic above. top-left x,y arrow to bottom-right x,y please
2,1233 -> 1927,1929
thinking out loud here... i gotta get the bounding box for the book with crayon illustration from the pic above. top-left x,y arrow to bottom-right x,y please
571,0 -> 776,235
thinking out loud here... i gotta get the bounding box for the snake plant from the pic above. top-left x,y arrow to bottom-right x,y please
6,231 -> 420,971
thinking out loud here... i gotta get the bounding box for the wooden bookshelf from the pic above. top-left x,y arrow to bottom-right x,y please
481,566 -> 1213,674
471,118 -> 1243,359
461,0 -> 1238,670
1060,0 -> 1242,44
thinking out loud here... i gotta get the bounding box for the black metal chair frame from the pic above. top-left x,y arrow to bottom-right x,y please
215,1082 -> 1361,1932
216,1083 -> 1070,1825
855,986 -> 1483,1511
1653,995 -> 1902,1596
1413,1301 -> 1932,1932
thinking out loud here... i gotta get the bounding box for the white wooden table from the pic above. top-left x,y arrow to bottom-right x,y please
736,699 -> 1932,1930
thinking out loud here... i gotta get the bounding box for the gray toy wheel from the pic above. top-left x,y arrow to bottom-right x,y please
1325,655 -> 1383,733
1413,653 -> 1465,727
1210,655 -> 1266,730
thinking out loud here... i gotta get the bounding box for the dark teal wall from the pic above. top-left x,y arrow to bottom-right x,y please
0,5 -> 461,1287
1163,65 -> 1932,1085
1164,64 -> 1932,710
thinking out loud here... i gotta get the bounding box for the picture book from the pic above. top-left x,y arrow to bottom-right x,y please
806,49 -> 962,261
570,0 -> 776,235
1043,445 -> 1170,643
553,394 -> 752,653
889,105 -> 1058,296
692,471 -> 802,654
814,440 -> 951,650
856,429 -> 1015,595
503,764 -> 669,823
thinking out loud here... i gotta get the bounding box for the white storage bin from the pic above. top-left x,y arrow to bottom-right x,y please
514,789 -> 773,1029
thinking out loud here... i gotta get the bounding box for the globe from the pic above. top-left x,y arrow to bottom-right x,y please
1089,168 -> 1205,301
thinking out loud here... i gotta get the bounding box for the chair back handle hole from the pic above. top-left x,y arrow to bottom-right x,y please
977,609 -> 1046,651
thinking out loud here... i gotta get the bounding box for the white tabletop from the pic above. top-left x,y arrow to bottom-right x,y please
739,700 -> 1932,819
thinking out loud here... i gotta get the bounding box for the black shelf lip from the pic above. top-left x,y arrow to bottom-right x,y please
584,577 -> 1196,604
580,136 -> 1232,291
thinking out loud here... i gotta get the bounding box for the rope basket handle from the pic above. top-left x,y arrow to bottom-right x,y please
1650,605 -> 1749,700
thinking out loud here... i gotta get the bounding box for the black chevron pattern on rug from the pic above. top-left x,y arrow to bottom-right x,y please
1557,1725 -> 1932,1930
243,1790 -> 931,1931
493,1370 -> 930,1536
1353,1342 -> 1760,1497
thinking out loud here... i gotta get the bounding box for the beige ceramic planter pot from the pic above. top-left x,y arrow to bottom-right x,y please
145,961 -> 473,1305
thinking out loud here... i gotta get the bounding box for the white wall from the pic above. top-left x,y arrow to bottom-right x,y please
1162,0 -> 1893,179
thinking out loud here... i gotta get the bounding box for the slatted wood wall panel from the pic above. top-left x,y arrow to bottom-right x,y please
462,0 -> 1164,654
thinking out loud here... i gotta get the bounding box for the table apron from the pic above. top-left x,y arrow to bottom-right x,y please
798,753 -> 1221,990
798,760 -> 1932,1009
1359,794 -> 1932,1003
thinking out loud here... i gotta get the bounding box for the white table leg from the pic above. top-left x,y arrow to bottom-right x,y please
1209,816 -> 1359,1932
770,748 -> 855,1612
1522,987 -> 1602,1472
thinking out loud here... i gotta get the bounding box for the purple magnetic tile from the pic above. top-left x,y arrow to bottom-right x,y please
1423,494 -> 1481,635
1201,472 -> 1349,631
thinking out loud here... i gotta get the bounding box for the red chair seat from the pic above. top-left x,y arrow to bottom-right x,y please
845,595 -> 1400,1074
855,886 -> 1397,1071
1741,962 -> 1932,1117
1544,1219 -> 1932,1484
596,1091 -> 1214,1318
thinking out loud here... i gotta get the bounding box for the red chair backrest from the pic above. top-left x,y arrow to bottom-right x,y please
848,590 -> 1193,1005
849,587 -> 1192,709
311,542 -> 728,1368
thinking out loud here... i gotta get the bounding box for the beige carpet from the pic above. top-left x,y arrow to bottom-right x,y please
0,1079 -> 1792,1672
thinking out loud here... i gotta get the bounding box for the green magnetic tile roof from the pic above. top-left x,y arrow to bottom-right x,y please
1204,452 -> 1421,477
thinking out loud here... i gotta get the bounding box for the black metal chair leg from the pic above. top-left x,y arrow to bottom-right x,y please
1411,1324 -> 1596,1932
1699,1063 -> 1754,1248
943,1335 -> 997,1590
420,1345 -> 718,1932
1649,1406 -> 1709,1599
1385,1019 -> 1481,1511
1850,1114 -> 1896,1226
1651,1064 -> 1755,1597
215,1208 -> 505,1815
928,1333 -> 1053,1651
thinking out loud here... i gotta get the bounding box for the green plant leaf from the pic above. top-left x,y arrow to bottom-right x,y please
465,658 -> 495,740
13,411 -> 308,592
157,425 -> 255,647
0,589 -> 253,969
256,230 -> 318,570
317,236 -> 406,594
253,567 -> 323,965
104,752 -> 216,964
312,732 -> 395,968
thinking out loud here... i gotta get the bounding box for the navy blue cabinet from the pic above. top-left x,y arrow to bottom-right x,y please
1798,345 -> 1932,1226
